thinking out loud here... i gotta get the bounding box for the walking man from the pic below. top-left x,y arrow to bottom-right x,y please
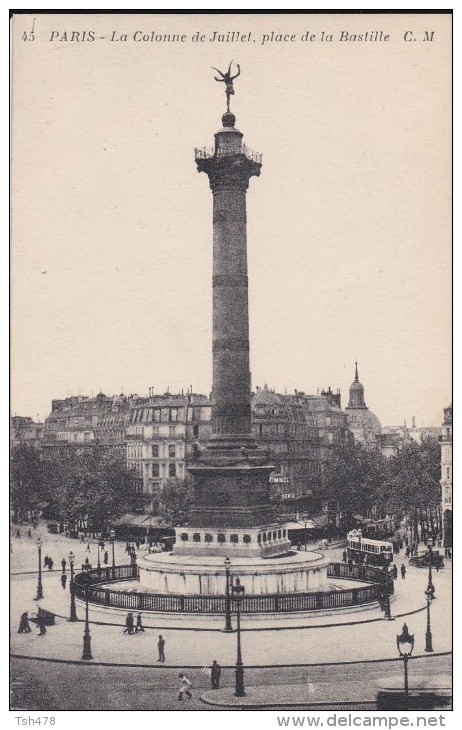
123,612 -> 135,635
135,612 -> 145,632
400,563 -> 406,579
211,660 -> 221,689
103,551 -> 109,564
61,574 -> 67,590
392,564 -> 398,580
18,612 -> 31,633
61,558 -> 66,574
157,634 -> 165,662
178,673 -> 192,701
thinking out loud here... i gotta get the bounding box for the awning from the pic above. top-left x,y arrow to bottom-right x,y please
112,514 -> 165,528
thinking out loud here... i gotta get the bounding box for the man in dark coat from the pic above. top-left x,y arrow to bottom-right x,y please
18,612 -> 31,633
157,634 -> 165,662
123,612 -> 134,634
211,660 -> 222,689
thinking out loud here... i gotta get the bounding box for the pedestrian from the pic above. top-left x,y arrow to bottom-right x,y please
211,660 -> 221,689
86,542 -> 91,552
405,546 -> 410,559
48,558 -> 53,570
80,534 -> 85,543
44,555 -> 49,568
15,529 -> 21,538
123,612 -> 135,635
61,573 -> 67,590
400,564 -> 406,579
157,634 -> 165,662
27,529 -> 32,538
447,548 -> 452,559
84,556 -> 90,565
347,558 -> 353,570
61,558 -> 66,574
342,550 -> 347,563
135,612 -> 145,632
100,540 -> 105,551
36,615 -> 47,636
104,551 -> 109,565
18,611 -> 31,633
178,673 -> 192,701
392,564 -> 398,580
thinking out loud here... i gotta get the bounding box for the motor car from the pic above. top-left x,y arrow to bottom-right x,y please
409,552 -> 444,569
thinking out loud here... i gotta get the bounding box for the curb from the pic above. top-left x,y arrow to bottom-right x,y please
10,651 -> 451,670
38,601 -> 428,632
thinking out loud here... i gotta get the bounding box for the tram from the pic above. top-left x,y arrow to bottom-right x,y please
361,517 -> 397,540
347,529 -> 394,566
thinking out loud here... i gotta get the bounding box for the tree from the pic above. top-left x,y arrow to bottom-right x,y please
45,448 -> 138,534
378,436 -> 441,538
158,477 -> 194,526
10,444 -> 48,523
318,441 -> 388,521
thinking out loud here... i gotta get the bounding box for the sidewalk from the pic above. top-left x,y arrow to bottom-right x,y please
201,682 -> 376,708
11,527 -> 452,668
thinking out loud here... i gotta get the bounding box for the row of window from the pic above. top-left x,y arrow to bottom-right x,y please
128,425 -> 179,437
131,407 -> 185,424
128,444 -> 179,458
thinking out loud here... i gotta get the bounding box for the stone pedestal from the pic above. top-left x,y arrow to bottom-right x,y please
139,550 -> 329,596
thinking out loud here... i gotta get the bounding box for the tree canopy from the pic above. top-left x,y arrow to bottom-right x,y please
158,477 -> 194,526
319,440 -> 388,518
10,444 -> 48,523
41,448 -> 138,532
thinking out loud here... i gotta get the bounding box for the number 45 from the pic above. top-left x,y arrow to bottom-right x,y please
22,31 -> 35,41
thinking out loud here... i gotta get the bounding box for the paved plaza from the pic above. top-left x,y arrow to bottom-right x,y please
10,524 -> 452,710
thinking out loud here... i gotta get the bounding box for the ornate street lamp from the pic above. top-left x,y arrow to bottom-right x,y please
426,540 -> 435,599
224,556 -> 232,632
110,529 -> 116,579
231,577 -> 245,697
68,550 -> 77,622
425,587 -> 434,652
397,623 -> 414,706
35,537 -> 43,600
81,563 -> 93,660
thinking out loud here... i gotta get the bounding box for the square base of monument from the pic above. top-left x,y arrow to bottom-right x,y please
172,524 -> 291,559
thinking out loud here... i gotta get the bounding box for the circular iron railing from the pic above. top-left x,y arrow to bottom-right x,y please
72,562 -> 393,614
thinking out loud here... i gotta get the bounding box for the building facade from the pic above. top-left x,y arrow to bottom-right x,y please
42,393 -> 135,460
10,416 -> 44,451
440,403 -> 452,548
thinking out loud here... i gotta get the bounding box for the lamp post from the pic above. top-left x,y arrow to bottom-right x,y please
81,563 -> 93,660
68,550 -> 77,622
231,577 -> 245,697
35,537 -> 43,600
397,623 -> 414,708
224,556 -> 232,632
97,540 -> 101,577
426,540 -> 435,599
110,529 -> 116,578
424,587 -> 434,652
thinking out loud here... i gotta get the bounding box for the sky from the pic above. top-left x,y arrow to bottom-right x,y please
11,12 -> 452,427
